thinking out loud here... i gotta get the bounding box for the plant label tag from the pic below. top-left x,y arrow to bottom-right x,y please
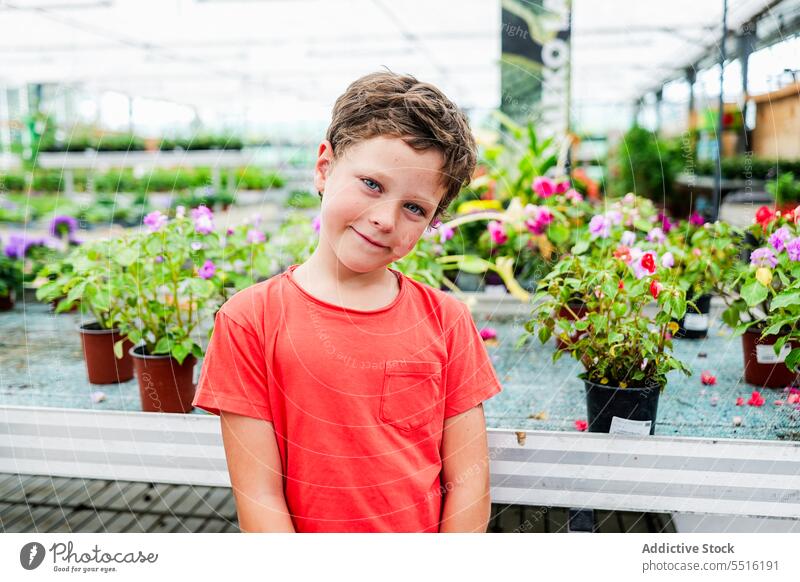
609,416 -> 652,436
683,313 -> 709,331
756,343 -> 792,364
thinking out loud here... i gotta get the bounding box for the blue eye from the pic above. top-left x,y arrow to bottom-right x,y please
405,203 -> 426,216
361,178 -> 381,191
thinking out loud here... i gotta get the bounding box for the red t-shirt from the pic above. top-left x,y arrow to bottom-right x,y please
192,263 -> 502,532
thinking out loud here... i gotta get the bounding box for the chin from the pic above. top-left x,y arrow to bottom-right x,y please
336,251 -> 391,274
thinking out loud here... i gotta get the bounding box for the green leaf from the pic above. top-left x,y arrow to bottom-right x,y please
456,255 -> 491,274
65,280 -> 88,304
571,240 -> 589,255
785,348 -> 800,372
741,280 -> 768,307
153,336 -> 172,354
114,247 -> 138,267
770,292 -> 800,310
548,223 -> 569,245
537,325 -> 551,344
172,342 -> 190,365
113,339 -> 124,359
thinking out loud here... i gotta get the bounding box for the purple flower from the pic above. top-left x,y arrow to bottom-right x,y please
226,227 -> 235,236
689,212 -> 706,227
143,210 -> 168,233
488,221 -> 508,245
312,215 -> 321,233
606,210 -> 623,225
750,247 -> 778,268
786,238 -> 800,262
191,205 -> 214,234
657,212 -> 674,233
155,255 -> 164,263
438,223 -> 455,243
532,176 -> 556,198
246,228 -> 266,244
646,227 -> 665,244
49,215 -> 78,239
661,251 -> 675,268
621,230 -> 636,247
198,259 -> 216,279
769,227 -> 792,252
3,234 -> 44,259
589,214 -> 611,239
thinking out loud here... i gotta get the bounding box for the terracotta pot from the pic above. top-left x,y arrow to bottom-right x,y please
584,378 -> 662,435
555,302 -> 588,350
0,289 -> 15,312
741,329 -> 797,388
674,294 -> 711,339
79,323 -> 134,384
130,345 -> 197,413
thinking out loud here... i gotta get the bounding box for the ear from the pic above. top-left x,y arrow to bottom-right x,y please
314,140 -> 334,195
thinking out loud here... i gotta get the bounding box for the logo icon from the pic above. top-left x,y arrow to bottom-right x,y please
20,542 -> 46,570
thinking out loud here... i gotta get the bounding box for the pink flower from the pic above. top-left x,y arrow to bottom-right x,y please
479,327 -> 497,341
565,189 -> 583,203
661,251 -> 674,268
532,176 -> 556,198
657,212 -> 674,233
736,397 -> 744,406
143,210 -> 168,233
198,259 -> 216,279
524,206 -> 554,235
632,250 -> 658,279
700,371 -> 717,386
488,221 -> 508,245
646,227 -> 665,243
439,223 -> 455,243
574,419 -> 588,432
621,230 -> 636,247
689,212 -> 705,226
191,205 -> 214,234
246,228 -> 266,244
747,391 -> 765,407
554,180 -> 570,194
312,215 -> 321,233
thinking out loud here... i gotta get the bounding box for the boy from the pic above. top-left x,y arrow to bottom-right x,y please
192,71 -> 503,533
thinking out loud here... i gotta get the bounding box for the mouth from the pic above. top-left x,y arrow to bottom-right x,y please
350,227 -> 389,250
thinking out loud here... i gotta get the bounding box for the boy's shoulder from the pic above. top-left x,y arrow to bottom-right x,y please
216,273 -> 283,329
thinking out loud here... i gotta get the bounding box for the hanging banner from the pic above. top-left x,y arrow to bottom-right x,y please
500,0 -> 572,137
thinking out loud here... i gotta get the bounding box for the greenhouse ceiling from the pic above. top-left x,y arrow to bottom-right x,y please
0,0 -> 797,131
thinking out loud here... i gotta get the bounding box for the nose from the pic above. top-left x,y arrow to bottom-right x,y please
368,202 -> 396,233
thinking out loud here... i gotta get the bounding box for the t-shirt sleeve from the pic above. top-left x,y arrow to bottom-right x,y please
442,302 -> 503,418
192,309 -> 273,422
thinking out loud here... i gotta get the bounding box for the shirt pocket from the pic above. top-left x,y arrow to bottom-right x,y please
379,361 -> 442,431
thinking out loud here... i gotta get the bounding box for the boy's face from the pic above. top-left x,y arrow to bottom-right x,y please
313,135 -> 446,274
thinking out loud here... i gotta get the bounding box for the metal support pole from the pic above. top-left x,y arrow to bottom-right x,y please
712,0 -> 728,222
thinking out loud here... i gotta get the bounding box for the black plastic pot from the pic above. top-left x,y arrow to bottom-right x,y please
675,294 -> 711,339
584,378 -> 662,435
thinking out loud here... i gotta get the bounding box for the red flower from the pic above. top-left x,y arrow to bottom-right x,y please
700,371 -> 717,386
735,397 -> 744,406
618,280 -> 624,290
613,245 -> 632,263
649,279 -> 661,299
641,252 -> 656,273
747,391 -> 765,407
574,419 -> 588,432
755,206 -> 775,229
722,112 -> 735,128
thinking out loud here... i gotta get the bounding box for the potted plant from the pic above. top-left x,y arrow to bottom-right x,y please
112,207 -> 228,413
527,228 -> 691,434
766,172 -> 800,214
36,239 -> 136,384
722,206 -> 800,387
664,215 -> 740,339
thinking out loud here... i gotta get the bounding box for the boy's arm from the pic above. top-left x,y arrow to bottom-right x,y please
220,411 -> 295,533
438,403 -> 492,533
